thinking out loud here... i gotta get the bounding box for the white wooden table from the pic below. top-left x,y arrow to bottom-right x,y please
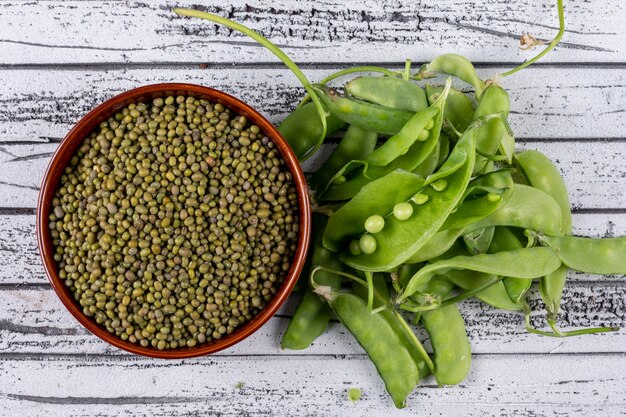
1,1 -> 626,415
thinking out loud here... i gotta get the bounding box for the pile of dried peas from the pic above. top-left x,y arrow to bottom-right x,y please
175,0 -> 626,408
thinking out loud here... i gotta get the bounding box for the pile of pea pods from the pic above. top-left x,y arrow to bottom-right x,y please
173,7 -> 626,409
279,54 -> 626,408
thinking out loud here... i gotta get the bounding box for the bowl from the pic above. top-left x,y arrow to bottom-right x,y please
36,83 -> 311,358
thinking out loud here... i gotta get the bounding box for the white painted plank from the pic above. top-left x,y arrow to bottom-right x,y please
0,280 -> 624,355
1,212 -> 624,285
1,67 -> 625,142
0,354 -> 625,416
1,0 -> 624,65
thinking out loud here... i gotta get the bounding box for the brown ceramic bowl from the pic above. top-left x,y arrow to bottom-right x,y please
36,83 -> 311,358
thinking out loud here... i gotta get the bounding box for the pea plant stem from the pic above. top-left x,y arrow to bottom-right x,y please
500,0 -> 565,78
173,8 -> 328,159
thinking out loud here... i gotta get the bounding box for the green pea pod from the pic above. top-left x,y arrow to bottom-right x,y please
488,227 -> 530,303
313,84 -> 414,135
400,247 -> 562,302
417,53 -> 486,98
472,85 -> 511,173
515,150 -> 572,232
321,292 -> 419,408
365,80 -> 451,166
440,194 -> 503,231
282,216 -> 341,350
309,125 -> 377,192
463,226 -> 495,255
426,84 -> 474,134
515,150 -> 572,325
340,124 -> 477,271
324,170 -> 425,252
418,277 -> 472,386
535,234 -> 626,275
413,139 -> 440,177
278,101 -> 346,161
443,269 -> 523,311
346,76 -> 428,112
407,183 -> 563,263
437,134 -> 450,168
321,109 -> 444,201
351,273 -> 432,380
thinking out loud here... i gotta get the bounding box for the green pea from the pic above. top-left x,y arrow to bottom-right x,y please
359,234 -> 377,254
393,202 -> 413,221
364,215 -> 385,234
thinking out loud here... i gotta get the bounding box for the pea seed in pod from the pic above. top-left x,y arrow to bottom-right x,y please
393,202 -> 414,220
364,215 -> 385,234
49,95 -> 300,350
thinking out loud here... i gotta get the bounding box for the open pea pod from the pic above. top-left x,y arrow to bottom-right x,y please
313,84 -> 414,135
365,80 -> 451,166
534,233 -> 626,275
426,84 -> 474,134
346,76 -> 429,112
339,124 -> 477,271
323,170 -> 425,252
399,247 -> 562,302
406,183 -> 562,264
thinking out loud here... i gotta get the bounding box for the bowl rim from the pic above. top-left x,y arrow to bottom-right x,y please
36,83 -> 311,359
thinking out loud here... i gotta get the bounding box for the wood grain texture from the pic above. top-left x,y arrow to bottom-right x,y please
1,0 -> 624,65
1,67 -> 625,142
1,354 -> 625,417
0,281 -> 624,356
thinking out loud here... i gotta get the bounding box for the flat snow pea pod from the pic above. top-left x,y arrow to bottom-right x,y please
313,84 -> 414,135
437,134 -> 450,168
340,125 -> 477,271
418,277 -> 472,386
413,139 -> 440,177
365,80 -> 451,166
443,269 -> 523,311
346,76 -> 428,112
319,292 -> 419,408
535,234 -> 626,275
282,216 -> 341,350
488,227 -> 530,303
400,247 -> 562,302
515,150 -> 572,327
417,53 -> 486,98
309,125 -> 377,192
322,115 -> 443,201
278,101 -> 346,160
463,226 -> 495,255
324,170 -> 425,252
515,150 -> 572,232
426,84 -> 474,134
472,85 -> 510,173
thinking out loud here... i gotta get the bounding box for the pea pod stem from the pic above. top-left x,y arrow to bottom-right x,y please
499,0 -> 564,78
393,310 -> 436,375
173,8 -> 327,160
400,276 -> 504,312
524,310 -> 618,338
